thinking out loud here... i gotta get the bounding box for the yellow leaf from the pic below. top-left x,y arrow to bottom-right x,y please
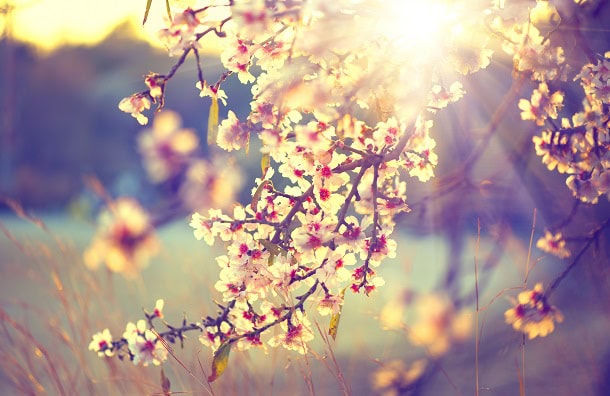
329,287 -> 348,340
142,0 -> 153,25
250,180 -> 269,211
336,114 -> 351,140
208,341 -> 232,382
261,152 -> 270,178
207,97 -> 219,147
329,312 -> 341,340
165,0 -> 172,21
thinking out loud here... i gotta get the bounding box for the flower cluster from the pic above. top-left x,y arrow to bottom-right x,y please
89,0 -> 609,384
495,0 -> 610,206
504,283 -> 564,340
84,198 -> 159,278
118,93 -> 151,125
536,230 -> 571,259
89,300 -> 169,366
371,359 -> 428,396
380,292 -> 471,357
84,110 -> 243,278
526,53 -> 610,204
138,110 -> 199,183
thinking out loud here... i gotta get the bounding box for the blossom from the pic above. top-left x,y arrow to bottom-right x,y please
316,293 -> 344,316
566,171 -> 601,204
152,299 -> 164,318
502,23 -> 566,81
118,93 -> 151,125
407,293 -> 471,357
122,319 -> 168,365
230,0 -> 273,41
427,81 -> 465,111
190,208 -> 231,245
294,121 -> 334,156
267,312 -> 314,355
361,225 -> 397,266
371,359 -> 427,396
196,80 -> 228,106
591,168 -> 610,195
519,82 -> 564,126
217,110 -> 250,151
505,283 -> 563,339
84,198 -> 159,278
145,73 -> 164,102
198,321 -> 231,352
254,25 -> 294,71
372,117 -> 402,150
180,158 -> 243,212
448,31 -> 493,75
138,110 -> 199,183
291,212 -> 337,262
532,129 -> 572,173
314,250 -> 354,291
335,215 -> 370,256
88,329 -> 114,357
312,152 -> 349,192
536,230 -> 571,259
127,329 -> 168,366
156,7 -> 212,56
220,36 -> 257,84
576,56 -> 610,104
402,117 -> 438,182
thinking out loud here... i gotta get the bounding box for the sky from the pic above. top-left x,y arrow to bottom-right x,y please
0,0 -> 183,51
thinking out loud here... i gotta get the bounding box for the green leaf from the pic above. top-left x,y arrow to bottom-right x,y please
160,368 -> 171,395
207,97 -> 219,147
142,0 -> 153,25
208,341 -> 232,382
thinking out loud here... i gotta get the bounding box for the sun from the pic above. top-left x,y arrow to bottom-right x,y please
343,0 -> 486,74
381,0 -> 460,48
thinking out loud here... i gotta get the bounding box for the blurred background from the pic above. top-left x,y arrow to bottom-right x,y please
1,1 -> 610,395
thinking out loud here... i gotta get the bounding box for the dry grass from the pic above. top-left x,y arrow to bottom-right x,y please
0,210 -> 368,395
2,206 -> 610,395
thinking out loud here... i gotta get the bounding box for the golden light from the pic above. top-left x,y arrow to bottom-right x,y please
1,0 -> 139,50
380,0 -> 460,49
0,0 -> 200,52
368,0 -> 494,81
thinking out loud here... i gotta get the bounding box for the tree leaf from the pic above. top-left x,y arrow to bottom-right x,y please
165,0 -> 172,20
329,312 -> 341,340
329,287 -> 348,340
261,152 -> 270,177
160,367 -> 171,395
250,180 -> 269,211
207,97 -> 219,147
208,341 -> 232,382
258,239 -> 281,256
143,0 -> 153,25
